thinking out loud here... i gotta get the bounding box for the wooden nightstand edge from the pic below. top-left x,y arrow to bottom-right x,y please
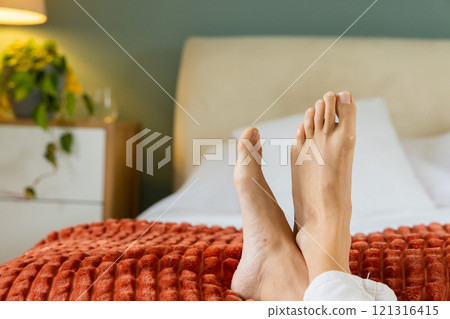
103,122 -> 141,221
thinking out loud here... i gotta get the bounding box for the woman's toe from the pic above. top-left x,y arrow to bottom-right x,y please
336,91 -> 357,134
233,127 -> 263,185
314,99 -> 325,131
323,91 -> 336,134
304,108 -> 315,138
296,122 -> 306,146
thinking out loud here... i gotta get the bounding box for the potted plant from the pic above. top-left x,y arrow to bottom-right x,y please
0,39 -> 95,199
0,39 -> 93,128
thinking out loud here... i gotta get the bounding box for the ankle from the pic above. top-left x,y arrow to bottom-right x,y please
307,256 -> 351,283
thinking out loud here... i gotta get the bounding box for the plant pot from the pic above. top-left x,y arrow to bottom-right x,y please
9,87 -> 45,118
6,65 -> 65,119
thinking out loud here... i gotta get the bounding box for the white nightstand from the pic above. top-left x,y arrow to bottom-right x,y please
0,119 -> 141,263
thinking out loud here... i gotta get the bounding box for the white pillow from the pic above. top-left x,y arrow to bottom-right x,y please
139,143 -> 242,227
232,98 -> 435,231
401,131 -> 450,208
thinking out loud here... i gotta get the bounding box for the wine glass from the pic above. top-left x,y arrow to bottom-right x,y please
93,87 -> 118,123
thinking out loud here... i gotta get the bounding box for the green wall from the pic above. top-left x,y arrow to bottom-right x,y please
1,0 -> 449,211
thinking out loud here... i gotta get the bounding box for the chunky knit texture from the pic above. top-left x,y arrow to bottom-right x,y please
0,220 -> 449,301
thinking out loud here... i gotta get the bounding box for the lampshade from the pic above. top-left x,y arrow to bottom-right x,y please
0,0 -> 47,25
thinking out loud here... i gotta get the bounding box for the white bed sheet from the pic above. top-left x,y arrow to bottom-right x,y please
401,131 -> 450,208
139,198 -> 450,235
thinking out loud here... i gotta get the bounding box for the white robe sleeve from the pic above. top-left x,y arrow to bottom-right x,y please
303,270 -> 397,301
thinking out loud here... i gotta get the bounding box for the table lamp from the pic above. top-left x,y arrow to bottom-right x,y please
0,0 -> 47,25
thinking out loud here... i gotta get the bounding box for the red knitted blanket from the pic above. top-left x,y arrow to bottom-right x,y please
0,220 -> 449,301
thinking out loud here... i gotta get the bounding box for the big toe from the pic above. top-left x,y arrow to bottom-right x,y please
233,128 -> 281,213
336,91 -> 357,134
233,127 -> 265,186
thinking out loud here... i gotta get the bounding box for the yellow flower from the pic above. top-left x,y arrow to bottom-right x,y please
0,95 -> 14,120
65,66 -> 83,94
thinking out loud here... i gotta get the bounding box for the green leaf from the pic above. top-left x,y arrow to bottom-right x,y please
32,103 -> 48,129
65,92 -> 76,116
47,143 -> 56,152
13,86 -> 32,102
82,93 -> 95,115
9,71 -> 34,102
60,132 -> 73,153
35,70 -> 45,83
24,187 -> 36,199
44,143 -> 57,167
41,72 -> 58,97
52,56 -> 66,73
43,41 -> 57,55
2,53 -> 13,64
46,94 -> 60,112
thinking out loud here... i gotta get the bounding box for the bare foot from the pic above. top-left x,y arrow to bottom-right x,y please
232,127 -> 309,300
291,91 -> 357,283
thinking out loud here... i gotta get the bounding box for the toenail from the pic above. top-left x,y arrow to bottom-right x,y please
326,91 -> 335,97
338,91 -> 351,104
296,128 -> 302,137
308,108 -> 314,113
316,99 -> 324,105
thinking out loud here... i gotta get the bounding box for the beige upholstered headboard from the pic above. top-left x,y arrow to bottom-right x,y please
173,36 -> 450,190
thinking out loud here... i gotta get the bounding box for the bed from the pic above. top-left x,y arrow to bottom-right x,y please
142,36 -> 450,233
1,36 -> 450,301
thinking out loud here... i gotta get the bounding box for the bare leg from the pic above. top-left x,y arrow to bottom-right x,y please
232,127 -> 309,300
291,91 -> 357,283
